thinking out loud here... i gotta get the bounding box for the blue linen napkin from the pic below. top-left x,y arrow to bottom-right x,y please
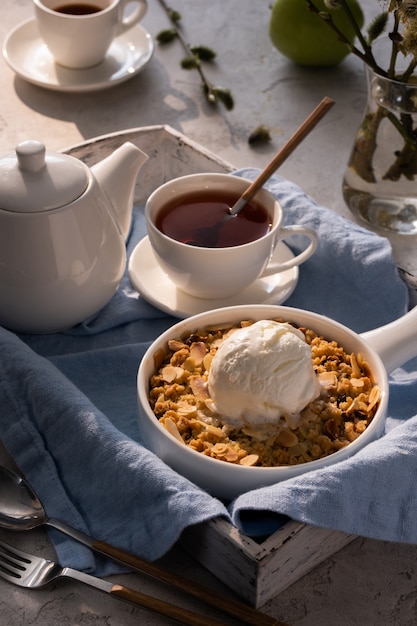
0,169 -> 416,579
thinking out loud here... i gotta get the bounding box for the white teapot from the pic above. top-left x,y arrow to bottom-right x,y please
0,140 -> 148,333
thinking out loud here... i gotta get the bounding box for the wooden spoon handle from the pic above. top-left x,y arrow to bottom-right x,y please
111,584 -> 225,626
94,539 -> 285,626
49,518 -> 285,625
238,96 -> 335,207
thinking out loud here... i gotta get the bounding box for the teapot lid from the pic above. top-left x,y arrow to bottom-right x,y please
0,140 -> 88,213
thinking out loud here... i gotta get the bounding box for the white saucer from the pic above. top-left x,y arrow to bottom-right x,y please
2,19 -> 154,92
128,236 -> 299,318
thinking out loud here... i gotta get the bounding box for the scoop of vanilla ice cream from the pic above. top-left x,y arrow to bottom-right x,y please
207,320 -> 320,432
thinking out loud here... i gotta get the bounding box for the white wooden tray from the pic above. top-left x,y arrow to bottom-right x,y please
66,125 -> 355,608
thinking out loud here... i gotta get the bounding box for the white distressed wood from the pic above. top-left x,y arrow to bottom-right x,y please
180,518 -> 355,607
64,125 -> 234,203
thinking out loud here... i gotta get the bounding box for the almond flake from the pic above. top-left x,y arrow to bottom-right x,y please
161,365 -> 184,383
164,418 -> 184,443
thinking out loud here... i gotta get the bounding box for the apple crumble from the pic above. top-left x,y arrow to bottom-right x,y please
148,319 -> 380,468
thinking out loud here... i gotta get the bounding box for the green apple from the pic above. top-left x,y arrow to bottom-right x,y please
269,0 -> 364,67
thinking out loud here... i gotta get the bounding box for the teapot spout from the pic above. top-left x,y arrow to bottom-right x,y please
91,142 -> 148,240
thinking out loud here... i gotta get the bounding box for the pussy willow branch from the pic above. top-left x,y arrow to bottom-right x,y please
306,0 -> 417,81
387,8 -> 401,77
305,1 -> 417,182
305,0 -> 383,73
156,0 -> 220,104
337,0 -> 373,59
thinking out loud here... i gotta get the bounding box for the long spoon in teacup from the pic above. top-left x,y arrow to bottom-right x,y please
193,96 -> 334,247
230,95 -> 335,215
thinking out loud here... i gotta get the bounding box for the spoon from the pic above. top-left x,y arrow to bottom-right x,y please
0,465 -> 279,626
193,96 -> 334,247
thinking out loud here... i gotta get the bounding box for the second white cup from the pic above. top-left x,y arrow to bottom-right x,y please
145,173 -> 318,299
33,0 -> 148,69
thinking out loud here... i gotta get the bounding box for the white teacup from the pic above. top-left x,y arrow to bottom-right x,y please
145,173 -> 318,299
33,0 -> 147,69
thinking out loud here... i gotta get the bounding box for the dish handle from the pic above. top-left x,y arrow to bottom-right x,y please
361,305 -> 417,373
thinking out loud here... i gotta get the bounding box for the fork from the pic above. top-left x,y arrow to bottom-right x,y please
0,540 -> 226,626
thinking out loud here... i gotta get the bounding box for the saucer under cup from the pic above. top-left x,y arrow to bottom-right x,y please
2,19 -> 154,92
128,236 -> 299,318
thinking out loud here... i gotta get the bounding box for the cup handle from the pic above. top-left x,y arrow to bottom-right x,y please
119,0 -> 147,33
261,225 -> 318,276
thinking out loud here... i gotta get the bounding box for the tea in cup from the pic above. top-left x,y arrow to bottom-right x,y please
145,173 -> 318,299
33,0 -> 147,69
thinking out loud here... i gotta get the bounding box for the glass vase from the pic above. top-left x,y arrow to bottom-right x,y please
343,65 -> 417,235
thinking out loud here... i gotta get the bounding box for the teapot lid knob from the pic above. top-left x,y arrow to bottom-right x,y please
16,141 -> 46,172
0,141 -> 88,213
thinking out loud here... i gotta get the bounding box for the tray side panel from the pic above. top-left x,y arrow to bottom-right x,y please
254,526 -> 356,607
64,125 -> 234,203
180,519 -> 260,606
181,518 -> 355,607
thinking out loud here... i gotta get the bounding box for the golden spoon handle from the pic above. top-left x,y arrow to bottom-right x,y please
230,96 -> 335,215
